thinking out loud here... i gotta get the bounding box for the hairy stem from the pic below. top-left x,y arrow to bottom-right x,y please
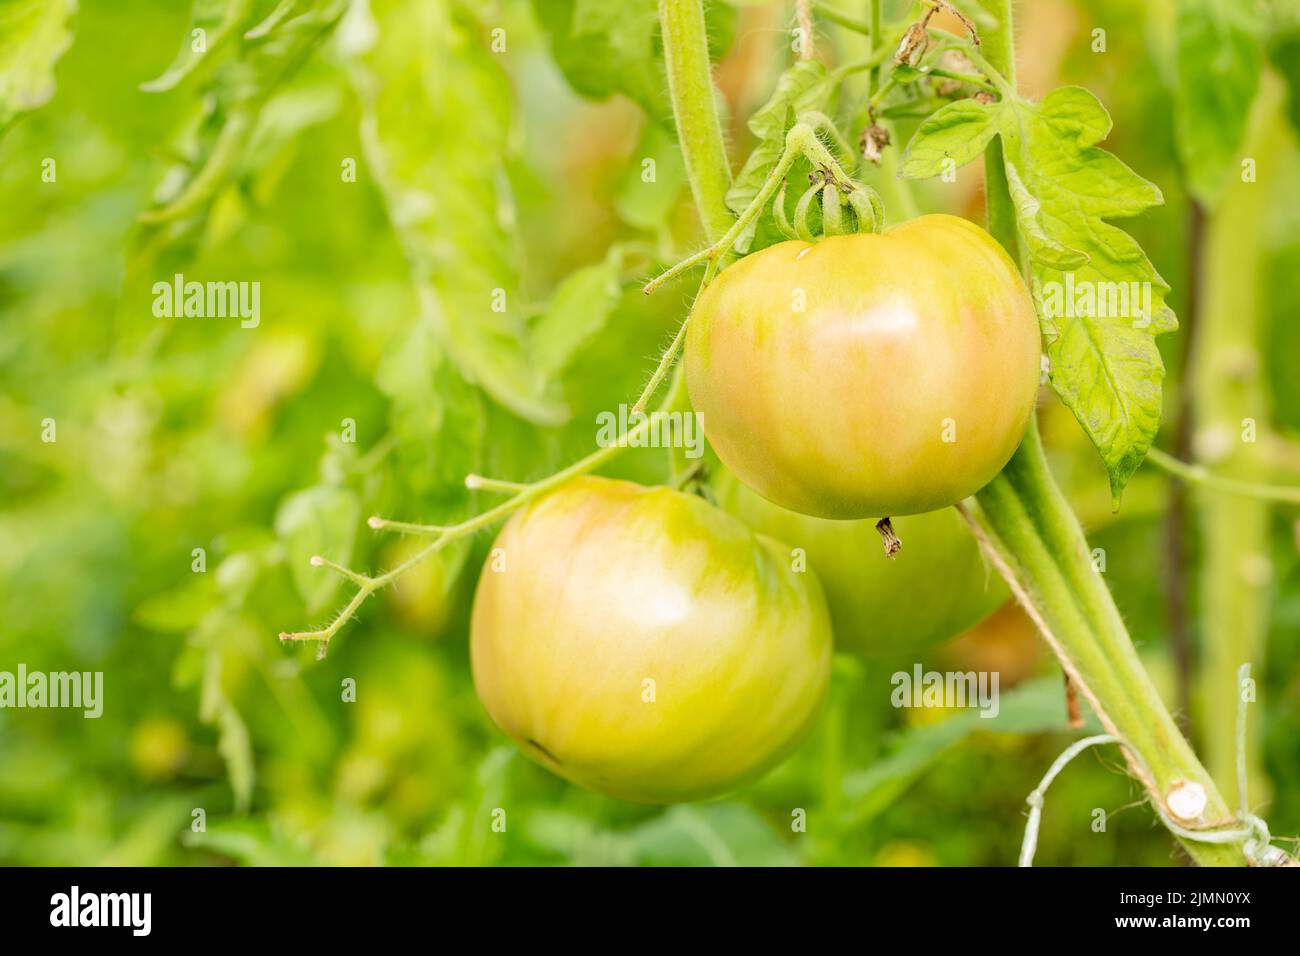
659,0 -> 733,243
1191,74 -> 1288,811
969,426 -> 1245,865
969,0 -> 1249,866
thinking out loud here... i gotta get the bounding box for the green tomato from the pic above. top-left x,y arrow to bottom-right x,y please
714,469 -> 1006,657
686,214 -> 1041,519
470,475 -> 832,803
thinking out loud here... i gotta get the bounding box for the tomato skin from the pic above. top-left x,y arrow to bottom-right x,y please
470,476 -> 832,804
714,469 -> 1006,657
686,214 -> 1041,519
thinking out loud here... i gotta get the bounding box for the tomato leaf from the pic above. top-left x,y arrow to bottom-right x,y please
1174,0 -> 1263,208
0,0 -> 76,133
727,60 -> 834,252
841,676 -> 1099,825
184,818 -> 320,866
614,120 -> 687,231
376,318 -> 485,502
523,804 -> 796,867
274,484 -> 360,613
139,0 -> 254,93
132,577 -> 218,633
351,0 -> 568,426
533,0 -> 661,117
531,0 -> 734,123
897,98 -> 998,176
530,246 -> 626,384
903,88 -> 1176,502
138,0 -> 346,226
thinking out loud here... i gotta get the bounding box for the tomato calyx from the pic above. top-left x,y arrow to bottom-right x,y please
777,162 -> 883,242
875,517 -> 902,558
670,459 -> 717,505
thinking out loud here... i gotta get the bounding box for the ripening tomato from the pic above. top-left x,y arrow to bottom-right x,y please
686,214 -> 1041,519
714,469 -> 1005,657
470,476 -> 832,804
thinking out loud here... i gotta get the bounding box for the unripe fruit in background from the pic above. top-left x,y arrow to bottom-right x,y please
686,214 -> 1041,519
470,476 -> 832,803
714,469 -> 1006,657
382,537 -> 452,637
933,600 -> 1045,689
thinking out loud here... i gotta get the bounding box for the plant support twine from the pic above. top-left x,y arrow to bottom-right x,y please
1017,663 -> 1294,866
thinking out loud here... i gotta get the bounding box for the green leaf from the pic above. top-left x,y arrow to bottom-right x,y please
185,818 -> 319,865
902,87 -> 1176,501
0,0 -> 76,133
628,805 -> 796,867
523,803 -> 796,866
534,0 -> 659,111
215,703 -> 254,811
274,484 -> 360,613
614,121 -> 687,231
352,0 -> 568,426
841,676 -> 1099,825
139,0 -> 254,93
726,60 -> 834,251
530,246 -> 626,383
1271,22 -> 1300,136
138,0 -> 346,226
376,318 -> 485,497
531,0 -> 734,122
897,98 -> 999,178
132,577 -> 216,633
1174,0 -> 1263,207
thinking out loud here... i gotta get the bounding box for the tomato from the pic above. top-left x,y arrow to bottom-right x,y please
382,538 -> 453,636
686,213 -> 1041,519
714,469 -> 1005,657
932,600 -> 1045,688
470,475 -> 832,803
128,718 -> 190,781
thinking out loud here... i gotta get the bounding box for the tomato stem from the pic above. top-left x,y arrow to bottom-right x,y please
961,430 -> 1254,866
965,0 -> 1266,867
811,2 -> 872,36
659,0 -> 733,243
1145,448 -> 1300,505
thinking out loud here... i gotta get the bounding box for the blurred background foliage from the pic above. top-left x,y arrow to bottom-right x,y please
0,0 -> 1297,866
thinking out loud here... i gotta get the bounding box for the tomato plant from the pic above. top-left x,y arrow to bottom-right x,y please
470,476 -> 832,803
8,0 -> 1300,874
688,215 -> 1041,519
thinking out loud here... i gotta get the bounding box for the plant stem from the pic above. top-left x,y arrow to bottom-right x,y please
967,427 -> 1246,865
642,123 -> 820,293
659,0 -> 733,244
968,0 -> 1249,866
281,387 -> 686,653
975,0 -> 1015,90
868,0 -> 882,99
1147,449 -> 1300,505
1190,74 -> 1288,811
813,1 -> 871,35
